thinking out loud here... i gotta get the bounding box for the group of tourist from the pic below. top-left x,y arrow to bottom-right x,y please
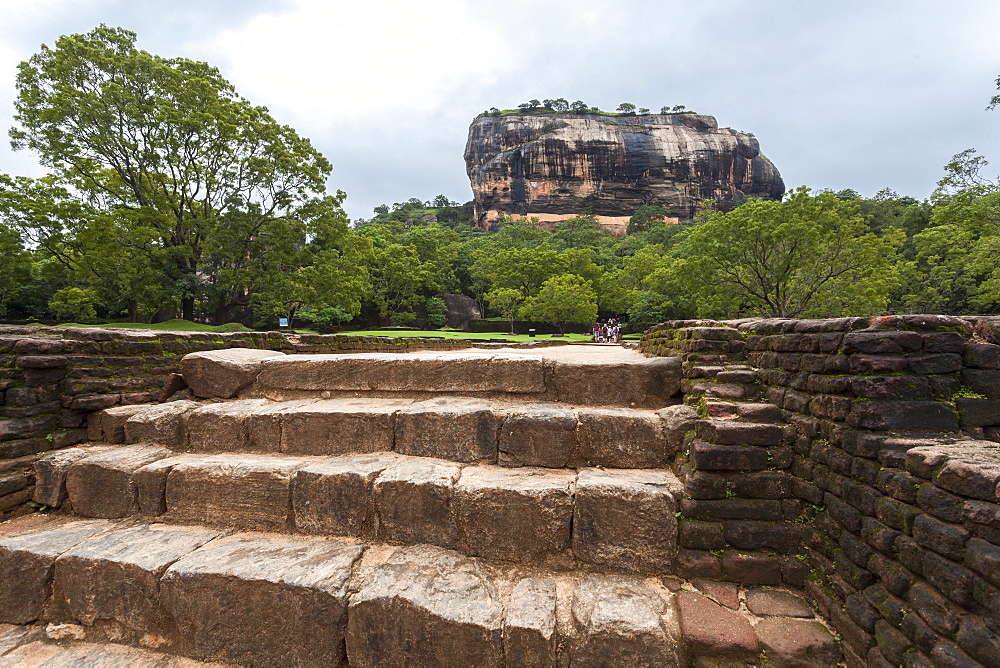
592,319 -> 622,343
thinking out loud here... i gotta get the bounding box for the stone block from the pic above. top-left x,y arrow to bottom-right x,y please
572,407 -> 666,469
161,532 -> 362,665
243,398 -> 316,452
721,551 -> 783,585
676,590 -> 758,659
98,404 -> 156,444
165,453 -> 309,530
455,466 -> 574,562
374,457 -> 462,548
694,420 -> 785,446
65,444 -> 172,518
180,348 -> 285,398
572,468 -> 678,572
346,544 -> 504,668
33,447 -> 93,508
571,575 -> 678,666
281,398 -> 409,456
909,353 -> 963,375
124,400 -> 200,447
51,523 -> 221,639
291,453 -> 400,536
935,457 -> 1000,502
843,330 -> 922,354
965,342 -> 1000,369
690,442 -> 771,471
754,618 -> 842,667
963,368 -> 1000,399
958,397 -> 1000,430
547,356 -> 681,407
395,398 -> 499,463
504,578 -> 557,667
912,514 -> 968,561
258,351 -> 544,394
851,375 -> 932,400
132,454 -> 198,516
498,403 -> 576,468
0,519 -> 112,624
185,399 -> 269,451
846,401 -> 960,432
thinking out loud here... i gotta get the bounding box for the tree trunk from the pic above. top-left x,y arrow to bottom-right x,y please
127,299 -> 138,323
181,297 -> 195,322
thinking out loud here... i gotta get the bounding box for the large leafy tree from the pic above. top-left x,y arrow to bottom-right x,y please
519,274 -> 598,334
677,188 -> 904,318
10,25 -> 334,321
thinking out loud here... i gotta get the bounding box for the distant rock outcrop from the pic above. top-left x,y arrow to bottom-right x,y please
464,113 -> 784,235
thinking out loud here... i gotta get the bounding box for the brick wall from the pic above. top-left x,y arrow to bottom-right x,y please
641,314 -> 1000,666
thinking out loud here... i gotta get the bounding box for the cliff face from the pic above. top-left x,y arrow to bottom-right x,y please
464,113 -> 784,232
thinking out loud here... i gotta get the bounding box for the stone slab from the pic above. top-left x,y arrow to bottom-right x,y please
676,590 -> 759,659
573,468 -> 678,572
185,399 -> 270,451
292,453 -> 401,536
504,578 -> 557,667
454,466 -> 575,562
161,532 -> 362,666
571,575 -> 679,667
281,398 -> 410,455
244,399 -> 317,452
124,401 -> 200,447
545,356 -> 682,408
572,407 -> 667,468
754,618 -> 842,667
395,398 -> 500,463
346,544 -> 504,668
256,351 -> 546,394
0,520 -> 113,624
165,454 -> 310,530
180,348 -> 285,399
99,404 -> 157,444
51,524 -> 221,640
498,403 -> 576,468
65,445 -> 172,518
374,457 -> 462,548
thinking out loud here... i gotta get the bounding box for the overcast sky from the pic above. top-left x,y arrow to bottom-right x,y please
1,0 -> 999,221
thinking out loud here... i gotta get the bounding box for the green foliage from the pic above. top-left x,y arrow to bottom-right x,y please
627,205 -> 673,235
48,287 -> 98,322
424,297 -> 449,329
676,188 -> 904,318
519,274 -> 598,334
485,287 -> 523,334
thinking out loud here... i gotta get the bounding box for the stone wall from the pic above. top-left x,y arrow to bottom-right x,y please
640,315 -> 1000,666
0,325 -> 564,519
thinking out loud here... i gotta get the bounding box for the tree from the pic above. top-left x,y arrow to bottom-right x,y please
48,286 -> 98,322
627,205 -> 672,234
552,98 -> 569,112
368,243 -> 435,324
0,221 -> 31,317
486,287 -> 524,334
660,106 -> 670,115
677,188 -> 904,318
570,100 -> 590,113
616,103 -> 636,115
425,297 -> 449,329
10,25 -> 334,321
519,274 -> 598,334
638,108 -> 650,115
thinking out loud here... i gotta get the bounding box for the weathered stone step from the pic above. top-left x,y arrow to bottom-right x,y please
179,348 -> 682,408
0,623 -> 227,666
44,445 -> 683,572
0,517 -> 841,667
98,398 -> 682,469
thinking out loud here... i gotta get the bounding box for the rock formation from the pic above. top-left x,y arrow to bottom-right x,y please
464,113 -> 784,235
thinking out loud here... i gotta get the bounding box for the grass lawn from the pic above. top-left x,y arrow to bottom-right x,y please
52,319 -> 251,333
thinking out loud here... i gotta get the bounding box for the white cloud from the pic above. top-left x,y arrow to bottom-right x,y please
209,0 -> 513,129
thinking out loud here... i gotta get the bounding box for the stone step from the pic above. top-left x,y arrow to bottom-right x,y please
180,348 -> 682,408
0,516 -> 841,667
46,445 -> 684,573
98,398 -> 681,469
702,401 -> 785,423
0,623 -> 227,666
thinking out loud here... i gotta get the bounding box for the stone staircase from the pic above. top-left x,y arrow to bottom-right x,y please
0,347 -> 841,666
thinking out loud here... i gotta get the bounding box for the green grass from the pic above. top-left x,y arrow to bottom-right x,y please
55,319 -> 252,333
338,329 -> 594,342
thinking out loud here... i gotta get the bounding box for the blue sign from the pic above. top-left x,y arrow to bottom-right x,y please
279,318 -> 289,327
